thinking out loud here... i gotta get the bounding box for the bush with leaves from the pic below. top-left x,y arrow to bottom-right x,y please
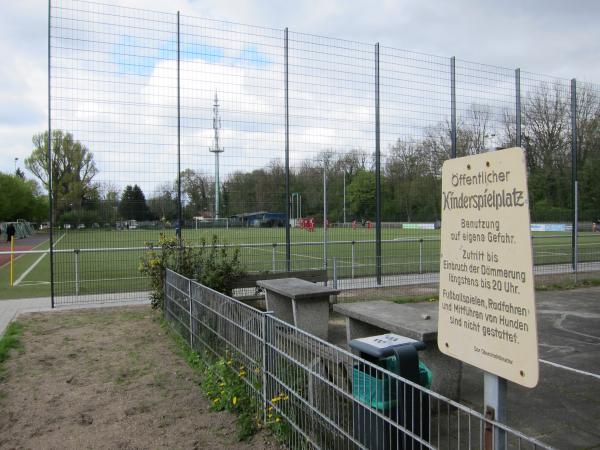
139,233 -> 246,309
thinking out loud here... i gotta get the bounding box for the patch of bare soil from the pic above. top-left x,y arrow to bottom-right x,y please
0,306 -> 279,449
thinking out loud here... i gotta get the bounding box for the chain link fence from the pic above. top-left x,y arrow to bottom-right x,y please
45,0 -> 600,306
165,269 -> 552,450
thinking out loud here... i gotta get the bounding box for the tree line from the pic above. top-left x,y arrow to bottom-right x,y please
11,81 -> 599,226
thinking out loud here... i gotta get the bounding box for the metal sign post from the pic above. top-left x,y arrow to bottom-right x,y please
438,148 -> 540,448
484,372 -> 507,450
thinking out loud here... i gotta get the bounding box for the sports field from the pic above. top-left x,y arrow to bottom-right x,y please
1,227 -> 599,300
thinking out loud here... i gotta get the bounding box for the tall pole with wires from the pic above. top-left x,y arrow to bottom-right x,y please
210,92 -> 224,220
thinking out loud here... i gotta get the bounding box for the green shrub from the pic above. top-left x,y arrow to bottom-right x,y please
139,234 -> 246,310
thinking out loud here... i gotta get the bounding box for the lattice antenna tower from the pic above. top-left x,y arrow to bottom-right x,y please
209,91 -> 224,219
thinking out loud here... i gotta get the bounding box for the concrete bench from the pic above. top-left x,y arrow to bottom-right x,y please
333,300 -> 462,400
257,277 -> 339,340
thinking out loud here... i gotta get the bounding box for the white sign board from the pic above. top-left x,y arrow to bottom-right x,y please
438,148 -> 539,388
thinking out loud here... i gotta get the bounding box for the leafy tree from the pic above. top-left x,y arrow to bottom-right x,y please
0,172 -> 47,222
181,169 -> 212,218
148,182 -> 178,221
347,170 -> 376,219
25,130 -> 98,221
118,184 -> 152,220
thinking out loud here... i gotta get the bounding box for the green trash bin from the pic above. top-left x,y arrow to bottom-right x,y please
350,334 -> 431,450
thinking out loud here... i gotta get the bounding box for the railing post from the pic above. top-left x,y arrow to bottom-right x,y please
419,239 -> 423,274
74,249 -> 80,296
272,243 -> 277,272
333,257 -> 337,289
351,240 -> 355,279
261,311 -> 274,424
164,271 -> 168,321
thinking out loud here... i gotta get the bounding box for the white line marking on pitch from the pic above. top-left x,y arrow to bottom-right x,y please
539,359 -> 600,380
14,233 -> 65,286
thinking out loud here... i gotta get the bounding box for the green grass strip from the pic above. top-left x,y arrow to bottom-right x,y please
0,321 -> 24,364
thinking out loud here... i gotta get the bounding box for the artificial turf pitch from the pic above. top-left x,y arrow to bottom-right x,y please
1,227 -> 598,300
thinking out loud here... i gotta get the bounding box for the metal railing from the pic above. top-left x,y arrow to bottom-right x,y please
164,268 -> 552,449
3,233 -> 599,303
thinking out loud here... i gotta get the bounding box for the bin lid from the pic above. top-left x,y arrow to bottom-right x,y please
350,333 -> 425,358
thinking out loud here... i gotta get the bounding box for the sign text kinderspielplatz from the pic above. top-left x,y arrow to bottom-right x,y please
438,147 -> 539,388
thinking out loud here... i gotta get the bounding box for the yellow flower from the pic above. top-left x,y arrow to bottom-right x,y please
213,398 -> 219,404
275,417 -> 281,423
232,396 -> 237,406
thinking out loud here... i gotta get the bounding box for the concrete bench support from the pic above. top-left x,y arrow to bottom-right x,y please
258,278 -> 339,341
334,300 -> 462,400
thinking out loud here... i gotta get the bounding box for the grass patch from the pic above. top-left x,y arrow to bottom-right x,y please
392,294 -> 438,304
0,321 -> 25,382
536,277 -> 600,291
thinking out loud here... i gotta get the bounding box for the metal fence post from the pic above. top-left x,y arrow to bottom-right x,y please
332,257 -> 337,289
323,163 -> 328,285
419,239 -> 423,274
48,0 -> 55,309
261,311 -> 273,424
515,68 -> 521,147
450,56 -> 457,158
74,249 -> 80,295
375,42 -> 382,285
571,78 -> 578,272
176,11 -> 182,242
351,240 -> 355,279
188,278 -> 193,348
284,27 -> 291,272
272,243 -> 277,272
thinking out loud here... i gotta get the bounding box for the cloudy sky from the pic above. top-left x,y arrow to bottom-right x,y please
1,0 -> 598,189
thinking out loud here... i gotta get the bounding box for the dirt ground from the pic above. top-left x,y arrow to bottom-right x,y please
0,306 -> 279,450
